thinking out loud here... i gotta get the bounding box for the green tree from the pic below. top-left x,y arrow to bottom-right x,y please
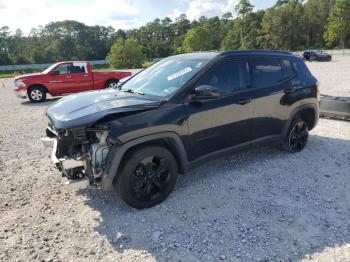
181,16 -> 226,52
259,0 -> 306,50
235,0 -> 254,48
181,26 -> 212,52
324,0 -> 350,48
305,0 -> 336,48
222,12 -> 233,20
0,26 -> 11,64
107,38 -> 144,68
222,19 -> 242,50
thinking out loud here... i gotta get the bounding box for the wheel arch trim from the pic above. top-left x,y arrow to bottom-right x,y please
282,103 -> 319,139
100,132 -> 188,191
27,84 -> 49,94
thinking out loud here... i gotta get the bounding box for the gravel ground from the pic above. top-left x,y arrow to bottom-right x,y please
306,56 -> 350,96
0,57 -> 350,262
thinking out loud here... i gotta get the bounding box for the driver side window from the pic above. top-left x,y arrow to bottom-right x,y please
195,59 -> 248,95
54,64 -> 71,75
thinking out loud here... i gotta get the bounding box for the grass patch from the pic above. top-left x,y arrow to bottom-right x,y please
0,70 -> 38,79
0,69 -> 41,79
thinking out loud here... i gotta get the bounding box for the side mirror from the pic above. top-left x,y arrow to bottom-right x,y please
189,85 -> 220,101
50,70 -> 60,76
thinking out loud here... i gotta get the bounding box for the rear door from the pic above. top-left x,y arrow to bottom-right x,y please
249,58 -> 294,141
185,58 -> 255,161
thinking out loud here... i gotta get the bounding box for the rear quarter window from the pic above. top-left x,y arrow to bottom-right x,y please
292,60 -> 313,78
249,59 -> 284,89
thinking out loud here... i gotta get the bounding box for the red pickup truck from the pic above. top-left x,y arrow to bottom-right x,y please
13,61 -> 132,102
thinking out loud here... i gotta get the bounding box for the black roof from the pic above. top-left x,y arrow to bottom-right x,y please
171,50 -> 300,61
221,49 -> 293,56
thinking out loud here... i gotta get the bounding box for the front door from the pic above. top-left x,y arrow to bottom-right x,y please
49,62 -> 93,95
185,59 -> 254,161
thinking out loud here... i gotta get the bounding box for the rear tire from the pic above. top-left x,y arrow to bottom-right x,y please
105,80 -> 119,89
115,146 -> 178,209
282,117 -> 309,153
28,86 -> 47,103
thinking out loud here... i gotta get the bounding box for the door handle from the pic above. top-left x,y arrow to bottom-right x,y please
284,87 -> 297,93
84,75 -> 89,78
237,98 -> 252,105
66,75 -> 72,79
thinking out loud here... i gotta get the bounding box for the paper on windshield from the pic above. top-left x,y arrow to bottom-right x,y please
167,67 -> 192,81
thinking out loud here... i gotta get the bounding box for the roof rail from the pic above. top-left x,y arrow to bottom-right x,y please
224,49 -> 293,55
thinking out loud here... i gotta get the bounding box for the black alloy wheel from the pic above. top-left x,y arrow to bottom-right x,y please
285,119 -> 309,153
116,146 -> 178,209
132,156 -> 172,201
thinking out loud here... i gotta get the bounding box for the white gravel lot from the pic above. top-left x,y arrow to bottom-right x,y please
306,56 -> 350,96
0,56 -> 350,262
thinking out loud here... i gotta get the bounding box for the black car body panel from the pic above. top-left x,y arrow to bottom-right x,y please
303,50 -> 332,61
43,50 -> 320,192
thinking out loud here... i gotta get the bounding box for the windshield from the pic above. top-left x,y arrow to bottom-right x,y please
121,55 -> 211,98
42,63 -> 59,74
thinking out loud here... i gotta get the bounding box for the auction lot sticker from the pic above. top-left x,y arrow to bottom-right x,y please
167,67 -> 192,81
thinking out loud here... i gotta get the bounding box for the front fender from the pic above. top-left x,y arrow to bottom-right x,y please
100,132 -> 188,191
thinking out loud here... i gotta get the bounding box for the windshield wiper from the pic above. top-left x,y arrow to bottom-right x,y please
124,89 -> 145,96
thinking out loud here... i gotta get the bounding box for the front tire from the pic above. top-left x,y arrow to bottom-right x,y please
28,86 -> 47,103
105,80 -> 119,89
115,146 -> 178,209
283,118 -> 309,153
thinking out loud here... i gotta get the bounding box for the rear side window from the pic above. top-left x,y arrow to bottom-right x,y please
282,59 -> 296,79
249,59 -> 284,89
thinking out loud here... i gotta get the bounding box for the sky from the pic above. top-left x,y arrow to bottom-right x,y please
0,0 -> 276,34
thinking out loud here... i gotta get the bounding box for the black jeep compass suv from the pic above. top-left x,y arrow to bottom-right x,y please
42,50 -> 320,209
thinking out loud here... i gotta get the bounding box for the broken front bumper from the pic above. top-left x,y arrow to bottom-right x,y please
40,137 -> 86,172
14,90 -> 27,99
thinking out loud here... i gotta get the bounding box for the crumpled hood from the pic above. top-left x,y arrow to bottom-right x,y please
47,89 -> 160,129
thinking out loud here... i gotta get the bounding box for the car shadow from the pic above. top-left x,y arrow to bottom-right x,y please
21,97 -> 61,107
77,134 -> 350,261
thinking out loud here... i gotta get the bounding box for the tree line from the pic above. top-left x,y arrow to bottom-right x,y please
0,0 -> 349,68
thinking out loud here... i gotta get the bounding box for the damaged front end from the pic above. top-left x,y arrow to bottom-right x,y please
40,89 -> 161,188
41,124 -> 116,186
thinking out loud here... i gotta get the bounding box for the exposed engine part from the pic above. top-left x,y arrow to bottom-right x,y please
43,126 -> 113,183
41,136 -> 87,180
91,131 -> 111,178
62,167 -> 85,180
